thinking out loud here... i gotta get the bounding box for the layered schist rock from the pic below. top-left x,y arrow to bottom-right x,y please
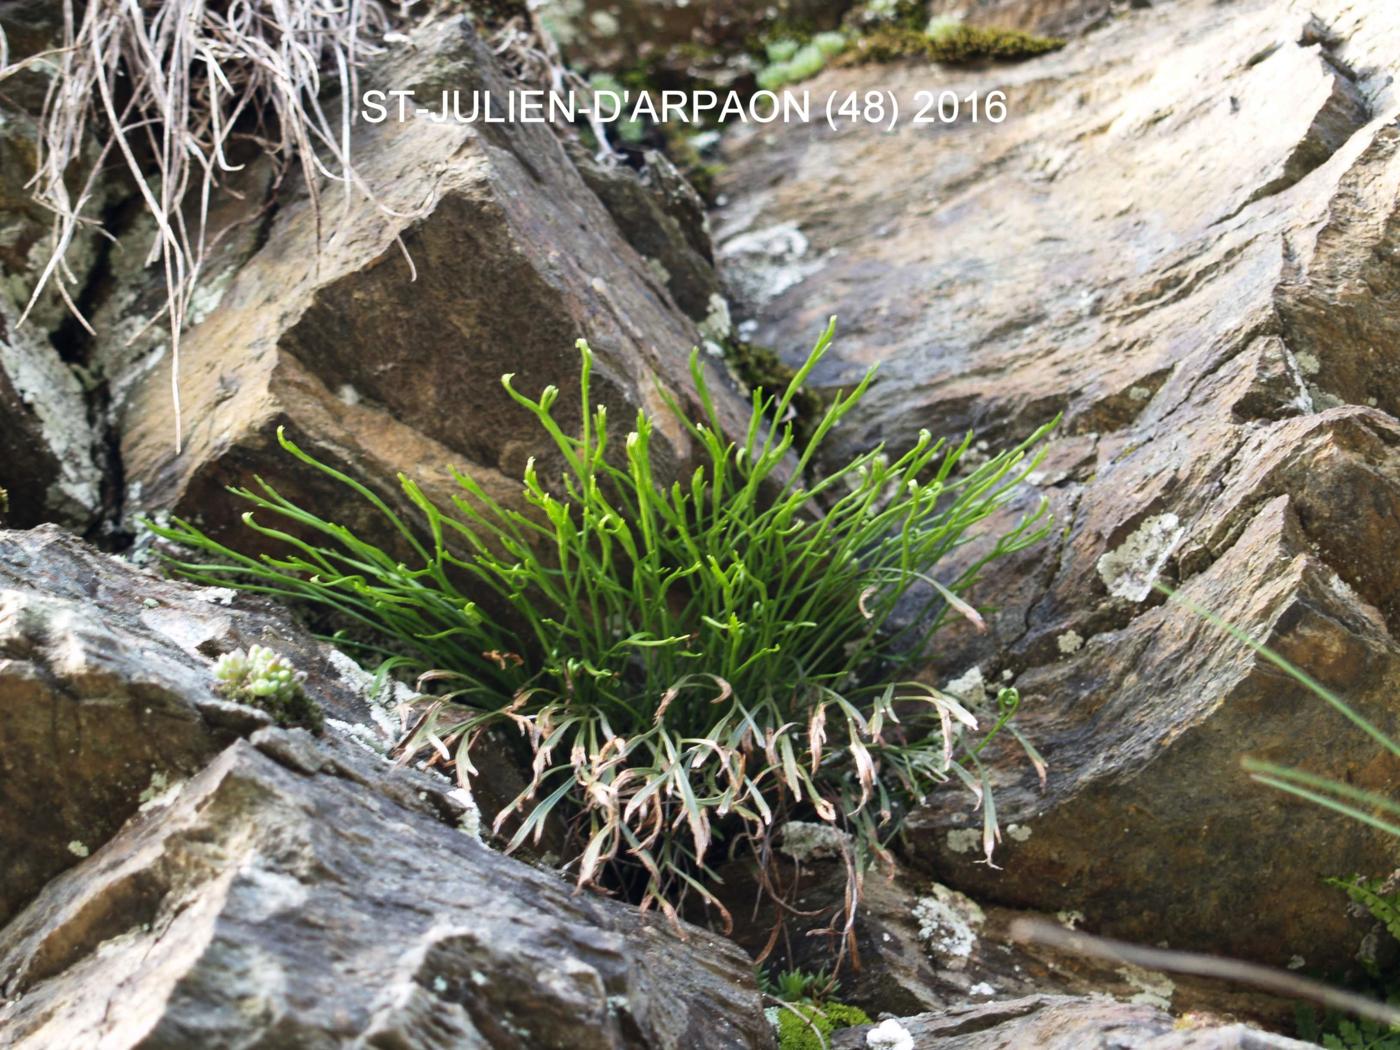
0,1 -> 107,531
830,995 -> 1316,1050
0,524 -> 413,930
104,12 -> 749,549
713,0 -> 1400,967
718,858 -> 1299,1028
0,729 -> 773,1049
0,525 -> 772,1048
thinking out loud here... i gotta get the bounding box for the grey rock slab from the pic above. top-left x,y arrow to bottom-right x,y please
0,728 -> 774,1049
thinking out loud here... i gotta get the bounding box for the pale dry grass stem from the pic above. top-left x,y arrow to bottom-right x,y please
0,0 -> 405,448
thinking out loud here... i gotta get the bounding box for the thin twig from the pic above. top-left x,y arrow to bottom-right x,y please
1009,918 -> 1400,1029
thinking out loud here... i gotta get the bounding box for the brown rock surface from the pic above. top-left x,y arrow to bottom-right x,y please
109,12 -> 748,549
713,0 -> 1400,967
0,728 -> 774,1049
723,859 -> 1298,1027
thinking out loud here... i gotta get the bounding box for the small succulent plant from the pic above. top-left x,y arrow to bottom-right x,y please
213,644 -> 323,731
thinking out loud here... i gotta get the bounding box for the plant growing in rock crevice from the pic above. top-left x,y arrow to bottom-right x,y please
150,319 -> 1051,942
213,644 -> 323,732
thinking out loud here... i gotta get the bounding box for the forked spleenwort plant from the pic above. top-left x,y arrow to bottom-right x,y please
149,319 -> 1053,947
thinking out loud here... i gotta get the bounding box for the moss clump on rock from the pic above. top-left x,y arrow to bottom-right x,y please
213,644 -> 323,731
723,340 -> 827,443
776,1001 -> 872,1050
927,19 -> 1065,62
845,19 -> 1065,65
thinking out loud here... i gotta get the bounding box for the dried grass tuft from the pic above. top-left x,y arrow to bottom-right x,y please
0,0 -> 412,447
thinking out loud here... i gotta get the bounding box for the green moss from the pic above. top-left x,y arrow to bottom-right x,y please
776,1001 -> 873,1050
723,340 -> 826,445
926,21 -> 1065,62
844,20 -> 1064,65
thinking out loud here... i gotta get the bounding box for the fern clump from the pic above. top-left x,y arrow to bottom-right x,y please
213,644 -> 323,731
150,320 -> 1050,931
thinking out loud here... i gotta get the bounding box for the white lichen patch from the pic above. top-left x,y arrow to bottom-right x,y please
1057,909 -> 1085,929
1128,385 -> 1153,401
718,223 -> 825,307
779,820 -> 851,863
447,786 -> 481,840
698,292 -> 732,344
942,665 -> 990,709
137,770 -> 185,812
1006,823 -> 1032,843
1056,629 -> 1084,654
67,840 -> 90,858
325,648 -> 410,741
1117,964 -> 1174,1010
643,256 -> 671,288
326,717 -> 389,756
866,1017 -> 915,1050
945,827 -> 982,855
0,332 -> 102,519
1096,513 -> 1184,601
337,383 -> 362,407
913,883 -> 985,968
1294,350 -> 1321,375
1279,345 -> 1316,413
969,981 -> 996,996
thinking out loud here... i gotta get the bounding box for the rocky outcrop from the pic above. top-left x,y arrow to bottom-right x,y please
713,0 -> 1400,967
97,12 -> 748,550
0,727 -> 773,1048
721,858 -> 1296,1029
0,2 -> 107,531
0,524 -> 412,929
830,995 -> 1315,1050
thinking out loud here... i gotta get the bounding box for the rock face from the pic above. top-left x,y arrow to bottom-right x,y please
105,12 -> 748,550
829,995 -> 1316,1050
0,524 -> 405,929
723,859 -> 1298,1028
713,0 -> 1400,967
0,2 -> 107,531
0,728 -> 773,1049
